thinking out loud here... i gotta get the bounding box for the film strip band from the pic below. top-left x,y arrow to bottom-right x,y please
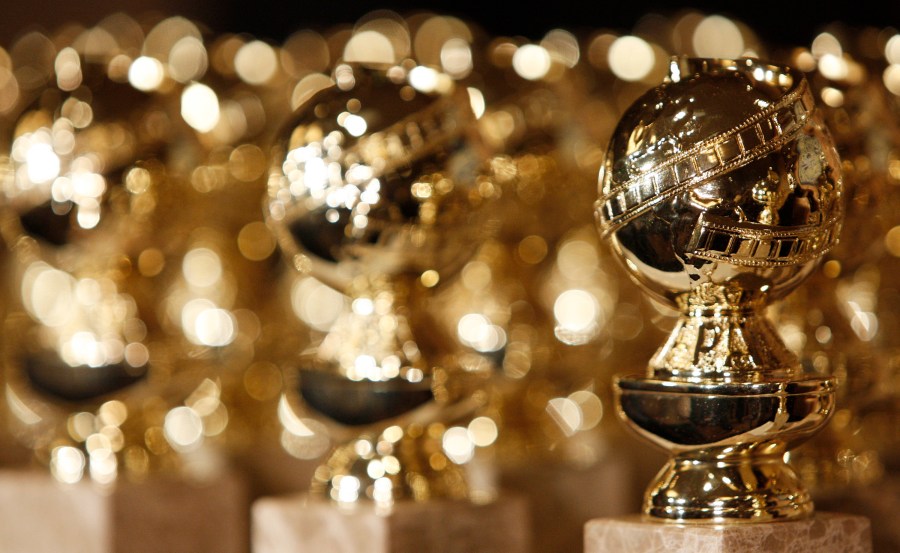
685,212 -> 842,267
348,95 -> 468,178
597,69 -> 814,237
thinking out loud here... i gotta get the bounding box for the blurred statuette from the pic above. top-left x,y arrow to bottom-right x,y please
254,43 -> 526,550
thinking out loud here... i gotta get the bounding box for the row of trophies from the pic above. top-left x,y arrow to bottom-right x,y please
0,8 -> 898,552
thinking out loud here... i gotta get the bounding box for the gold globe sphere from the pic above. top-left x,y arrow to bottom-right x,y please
598,57 -> 842,309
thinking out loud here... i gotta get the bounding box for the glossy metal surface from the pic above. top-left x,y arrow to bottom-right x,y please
267,62 -> 490,503
0,52 -> 164,402
597,57 -> 843,522
0,43 -> 168,470
617,375 -> 833,521
0,17 -> 286,485
266,65 -> 481,293
598,58 -> 842,381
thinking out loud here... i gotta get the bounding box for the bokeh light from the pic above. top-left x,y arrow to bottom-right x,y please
608,35 -> 654,81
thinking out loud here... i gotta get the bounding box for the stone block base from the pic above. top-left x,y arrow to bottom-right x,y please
584,512 -> 871,553
0,468 -> 248,553
252,493 -> 529,553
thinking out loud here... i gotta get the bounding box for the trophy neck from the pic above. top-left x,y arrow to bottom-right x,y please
650,297 -> 800,383
314,296 -> 428,381
311,425 -> 470,505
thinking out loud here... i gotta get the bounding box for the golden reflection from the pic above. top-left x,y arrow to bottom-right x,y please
266,48 -> 500,504
237,221 -> 276,260
234,40 -> 278,85
819,54 -> 849,81
467,416 -> 498,447
512,44 -> 552,81
440,38 -> 473,78
756,31 -> 900,548
812,32 -> 843,58
168,36 -> 208,83
164,405 -> 204,452
608,35 -> 654,82
164,237 -> 244,349
292,73 -> 336,110
541,29 -> 580,68
343,31 -> 397,65
442,426 -> 475,464
54,47 -> 82,90
50,445 -> 86,484
553,289 -> 601,345
457,313 -> 507,353
885,225 -> 900,256
692,15 -> 744,58
355,11 -> 411,61
10,31 -> 56,90
0,65 -> 18,114
884,64 -> 900,95
819,86 -> 844,108
0,14 -> 291,490
181,83 -> 220,133
282,30 -> 330,77
413,15 -> 473,68
143,16 -> 202,62
0,10 -> 898,550
586,33 -> 617,71
290,276 -> 346,331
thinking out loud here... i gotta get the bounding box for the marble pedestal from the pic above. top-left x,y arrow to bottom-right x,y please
0,468 -> 248,553
252,493 -> 530,553
813,475 -> 900,552
584,513 -> 872,553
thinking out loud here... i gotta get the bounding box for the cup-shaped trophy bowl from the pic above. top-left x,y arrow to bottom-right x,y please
265,63 -> 491,505
596,57 -> 843,523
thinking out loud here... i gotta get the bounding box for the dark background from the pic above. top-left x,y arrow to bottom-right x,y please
2,0 -> 898,48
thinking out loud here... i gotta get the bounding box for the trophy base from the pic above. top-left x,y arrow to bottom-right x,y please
616,375 -> 834,522
252,493 -> 530,553
584,512 -> 872,553
0,468 -> 248,553
646,453 -> 812,521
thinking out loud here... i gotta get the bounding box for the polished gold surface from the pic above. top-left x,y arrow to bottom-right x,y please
0,15 -> 287,485
265,55 -> 495,504
1,8 -> 900,552
598,57 -> 843,522
0,26 -> 180,481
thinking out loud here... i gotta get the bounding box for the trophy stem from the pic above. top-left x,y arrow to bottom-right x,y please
292,274 -> 485,505
651,296 -> 800,383
312,276 -> 428,382
311,424 -> 469,506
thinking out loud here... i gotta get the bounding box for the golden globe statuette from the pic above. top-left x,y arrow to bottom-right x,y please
256,62 -> 528,553
0,21 -> 250,553
594,57 -> 854,526
0,34 -> 171,473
